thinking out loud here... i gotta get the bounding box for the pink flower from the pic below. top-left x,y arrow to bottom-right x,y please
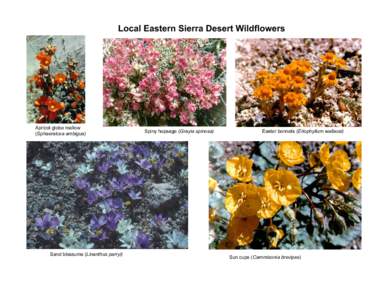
187,102 -> 196,113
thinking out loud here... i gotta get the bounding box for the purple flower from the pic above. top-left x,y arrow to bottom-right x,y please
109,177 -> 126,192
98,161 -> 111,173
105,211 -> 123,231
128,190 -> 142,200
104,198 -> 123,210
87,190 -> 98,205
35,213 -> 59,230
120,174 -> 144,187
133,144 -> 150,157
74,178 -> 90,190
136,231 -> 151,248
135,159 -> 152,171
96,186 -> 112,198
90,214 -> 107,231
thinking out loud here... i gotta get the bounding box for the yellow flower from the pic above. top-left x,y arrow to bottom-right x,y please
327,168 -> 351,192
209,208 -> 217,223
227,215 -> 260,246
277,141 -> 305,167
226,155 -> 253,182
352,168 -> 361,191
356,141 -> 362,161
275,73 -> 291,90
323,71 -> 338,86
290,75 -> 306,89
283,92 -> 307,108
264,169 -> 302,206
256,186 -> 281,219
320,51 -> 337,64
319,143 -> 330,166
328,150 -> 351,172
208,177 -> 218,193
225,183 -> 260,217
255,69 -> 270,81
294,59 -> 312,74
217,238 -> 237,249
326,150 -> 352,192
253,85 -> 273,101
267,224 -> 284,248
335,141 -> 348,146
309,152 -> 321,168
335,57 -> 347,69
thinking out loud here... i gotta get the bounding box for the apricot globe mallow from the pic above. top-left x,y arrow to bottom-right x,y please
264,169 -> 302,207
277,141 -> 305,167
224,183 -> 260,217
226,155 -> 253,182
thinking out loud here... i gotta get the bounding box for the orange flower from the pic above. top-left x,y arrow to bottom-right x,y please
75,113 -> 85,123
323,71 -> 337,86
275,73 -> 291,90
70,72 -> 79,81
253,85 -> 273,101
294,59 -> 312,74
255,70 -> 270,81
78,80 -> 85,89
34,95 -> 49,107
71,101 -> 78,109
290,75 -> 306,89
283,92 -> 307,108
226,215 -> 260,246
54,73 -> 66,85
36,50 -> 52,67
320,51 -> 337,64
33,75 -> 44,88
335,58 -> 347,69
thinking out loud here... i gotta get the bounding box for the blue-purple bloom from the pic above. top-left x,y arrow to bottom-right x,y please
35,213 -> 60,230
104,198 -> 123,210
136,231 -> 151,248
96,186 -> 112,198
74,177 -> 90,190
87,190 -> 98,205
135,159 -> 153,171
90,214 -> 107,231
98,161 -> 111,173
109,177 -> 127,192
105,211 -> 123,231
128,190 -> 142,200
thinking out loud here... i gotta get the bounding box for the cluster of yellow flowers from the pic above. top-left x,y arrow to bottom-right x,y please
314,142 -> 362,192
210,151 -> 302,249
209,141 -> 361,249
250,52 -> 348,121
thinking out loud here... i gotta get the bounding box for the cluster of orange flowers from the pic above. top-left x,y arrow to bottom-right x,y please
250,52 -> 348,121
29,41 -> 85,123
209,141 -> 361,249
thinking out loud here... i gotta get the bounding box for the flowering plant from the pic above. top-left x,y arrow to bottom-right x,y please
236,39 -> 361,127
27,36 -> 85,123
27,142 -> 188,249
209,141 -> 361,249
103,38 -> 226,126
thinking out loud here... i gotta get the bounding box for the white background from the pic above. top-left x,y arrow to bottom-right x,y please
0,0 -> 387,299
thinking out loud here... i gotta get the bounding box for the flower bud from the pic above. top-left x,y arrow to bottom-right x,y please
313,207 -> 325,227
284,206 -> 296,221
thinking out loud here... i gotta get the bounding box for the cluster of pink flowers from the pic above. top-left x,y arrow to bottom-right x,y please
103,39 -> 226,126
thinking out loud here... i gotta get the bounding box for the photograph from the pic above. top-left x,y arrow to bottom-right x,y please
235,39 -> 361,127
27,35 -> 85,123
27,142 -> 188,249
103,38 -> 226,126
209,141 -> 361,249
